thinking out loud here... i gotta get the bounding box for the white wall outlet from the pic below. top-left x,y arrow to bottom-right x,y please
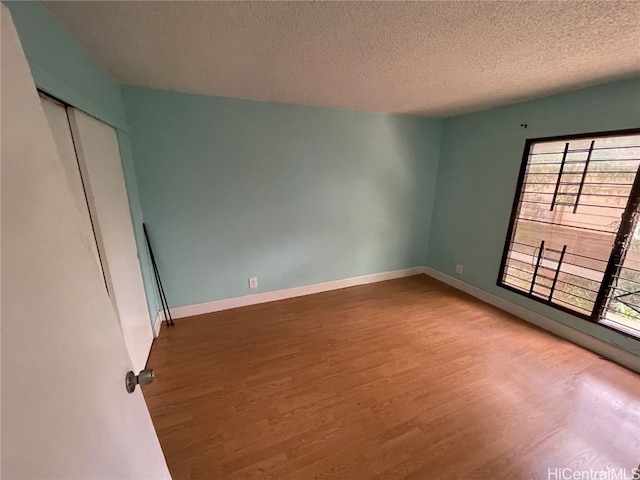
249,277 -> 258,289
456,264 -> 463,275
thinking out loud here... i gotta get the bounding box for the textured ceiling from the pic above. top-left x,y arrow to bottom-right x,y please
44,1 -> 640,117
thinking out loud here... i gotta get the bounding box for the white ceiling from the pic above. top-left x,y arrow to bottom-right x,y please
44,1 -> 640,117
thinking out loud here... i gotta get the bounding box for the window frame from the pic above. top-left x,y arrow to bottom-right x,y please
497,127 -> 640,339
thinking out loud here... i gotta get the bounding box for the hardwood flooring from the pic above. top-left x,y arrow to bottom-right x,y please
144,275 -> 640,479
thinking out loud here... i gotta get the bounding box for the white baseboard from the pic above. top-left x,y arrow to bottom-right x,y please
423,267 -> 640,373
164,267 -> 425,320
151,264 -> 638,373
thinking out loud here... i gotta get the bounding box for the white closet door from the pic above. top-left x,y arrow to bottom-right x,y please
2,5 -> 169,478
40,95 -> 107,285
68,108 -> 154,372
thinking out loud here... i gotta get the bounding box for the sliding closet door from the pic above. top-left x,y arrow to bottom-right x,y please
40,95 -> 107,287
67,108 -> 154,372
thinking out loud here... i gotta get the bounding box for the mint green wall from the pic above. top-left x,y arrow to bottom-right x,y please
4,1 -> 127,129
427,77 -> 640,355
122,86 -> 442,308
5,1 -> 159,323
6,1 -> 638,352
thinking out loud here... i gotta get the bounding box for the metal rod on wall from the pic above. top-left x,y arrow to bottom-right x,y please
143,223 -> 174,327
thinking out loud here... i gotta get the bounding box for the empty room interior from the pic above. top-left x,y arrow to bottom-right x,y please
2,1 -> 640,479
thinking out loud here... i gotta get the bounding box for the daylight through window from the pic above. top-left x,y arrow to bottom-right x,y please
498,129 -> 640,338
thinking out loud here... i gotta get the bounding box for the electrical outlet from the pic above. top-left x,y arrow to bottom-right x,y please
249,277 -> 258,289
456,264 -> 463,275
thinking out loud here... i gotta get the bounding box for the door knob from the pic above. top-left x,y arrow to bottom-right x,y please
125,369 -> 154,393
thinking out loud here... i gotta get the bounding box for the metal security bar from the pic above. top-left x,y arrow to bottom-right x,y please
497,128 -> 640,338
573,141 -> 595,213
596,178 -> 640,336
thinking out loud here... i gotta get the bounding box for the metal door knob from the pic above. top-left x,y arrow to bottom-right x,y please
125,369 -> 154,393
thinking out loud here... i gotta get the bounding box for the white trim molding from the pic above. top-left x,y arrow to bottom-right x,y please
153,311 -> 163,338
423,267 -> 640,373
162,267 -> 425,320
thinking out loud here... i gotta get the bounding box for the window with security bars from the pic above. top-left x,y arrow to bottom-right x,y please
498,129 -> 640,338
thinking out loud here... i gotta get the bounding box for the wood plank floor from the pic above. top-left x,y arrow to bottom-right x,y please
144,275 -> 640,479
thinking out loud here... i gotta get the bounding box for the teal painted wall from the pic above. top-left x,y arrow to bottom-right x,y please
5,1 -> 638,352
5,1 -> 159,323
122,86 -> 442,308
4,1 -> 127,129
427,77 -> 640,355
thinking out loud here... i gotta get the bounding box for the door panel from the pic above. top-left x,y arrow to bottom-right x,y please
68,108 -> 154,372
1,5 -> 170,478
40,95 -> 108,290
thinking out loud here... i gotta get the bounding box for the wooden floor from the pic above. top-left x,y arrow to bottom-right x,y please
144,276 -> 640,479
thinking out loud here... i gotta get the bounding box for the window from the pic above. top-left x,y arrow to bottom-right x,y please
498,129 -> 640,338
